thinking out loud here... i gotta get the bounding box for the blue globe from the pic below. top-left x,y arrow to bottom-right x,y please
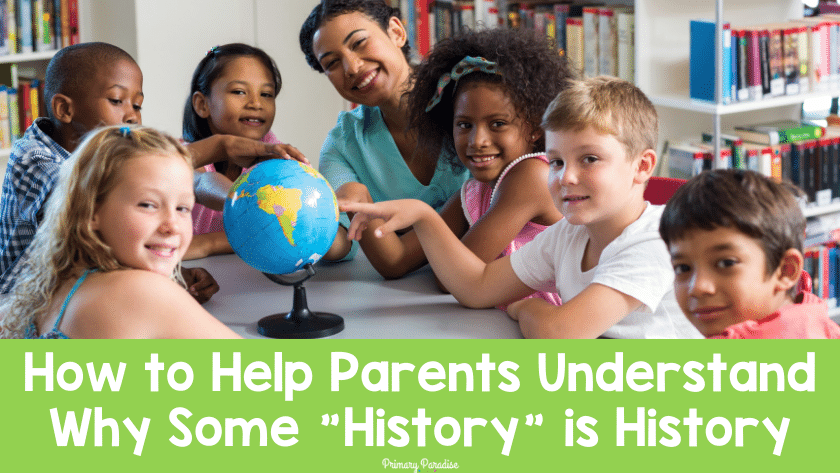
223,160 -> 339,275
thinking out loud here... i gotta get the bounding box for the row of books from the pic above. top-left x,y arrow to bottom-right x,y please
803,242 -> 840,308
668,122 -> 840,205
397,1 -> 635,82
0,0 -> 80,56
0,79 -> 44,148
689,13 -> 840,104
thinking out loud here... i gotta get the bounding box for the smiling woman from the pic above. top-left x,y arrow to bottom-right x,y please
299,0 -> 469,264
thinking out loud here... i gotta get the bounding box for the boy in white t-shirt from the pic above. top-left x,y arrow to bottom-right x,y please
342,77 -> 700,339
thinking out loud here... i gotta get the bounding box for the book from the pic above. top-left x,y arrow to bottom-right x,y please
616,10 -> 634,82
566,17 -> 584,75
60,0 -> 69,48
18,0 -> 34,54
758,29 -> 772,97
792,17 -> 831,92
701,132 -> 745,169
414,0 -> 432,57
0,85 -> 11,149
765,26 -> 785,96
7,87 -> 19,140
668,143 -> 707,180
689,19 -> 731,103
68,0 -> 78,44
782,26 -> 800,95
741,142 -> 771,174
5,0 -> 17,55
597,7 -> 620,77
734,29 -> 749,101
745,29 -> 762,100
794,25 -> 809,93
582,7 -> 600,77
732,120 -> 826,146
553,4 -> 569,54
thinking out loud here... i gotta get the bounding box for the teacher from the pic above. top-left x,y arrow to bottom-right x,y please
299,0 -> 468,261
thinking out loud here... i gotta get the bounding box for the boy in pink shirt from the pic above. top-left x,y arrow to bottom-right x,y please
659,169 -> 840,339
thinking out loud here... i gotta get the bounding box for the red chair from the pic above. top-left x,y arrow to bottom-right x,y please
644,176 -> 686,205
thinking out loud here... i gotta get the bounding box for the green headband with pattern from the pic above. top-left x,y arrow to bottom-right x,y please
425,56 -> 501,112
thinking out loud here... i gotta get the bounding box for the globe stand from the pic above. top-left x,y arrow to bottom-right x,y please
258,264 -> 344,339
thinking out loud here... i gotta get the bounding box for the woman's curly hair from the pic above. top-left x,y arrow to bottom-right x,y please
407,27 -> 577,170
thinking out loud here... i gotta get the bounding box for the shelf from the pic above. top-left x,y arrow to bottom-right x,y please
651,88 -> 840,115
803,201 -> 840,219
0,51 -> 59,65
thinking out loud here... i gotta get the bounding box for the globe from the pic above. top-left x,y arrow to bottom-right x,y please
223,159 -> 340,275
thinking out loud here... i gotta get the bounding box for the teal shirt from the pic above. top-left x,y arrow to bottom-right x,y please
319,105 -> 468,260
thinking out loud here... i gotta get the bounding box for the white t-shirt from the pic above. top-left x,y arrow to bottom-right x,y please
510,203 -> 702,339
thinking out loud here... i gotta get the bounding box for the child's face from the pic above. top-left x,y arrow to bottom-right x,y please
669,226 -> 788,337
91,153 -> 194,277
73,59 -> 143,131
545,126 -> 644,230
452,82 -> 535,183
198,56 -> 276,141
312,12 -> 409,107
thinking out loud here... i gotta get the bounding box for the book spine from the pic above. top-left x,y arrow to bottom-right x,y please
582,7 -> 599,78
554,4 -> 569,54
668,144 -> 705,180
617,11 -> 634,83
767,28 -> 785,96
0,0 -> 7,56
782,28 -> 800,95
819,137 -> 832,201
759,30 -> 772,97
18,0 -> 33,53
566,17 -> 584,76
7,88 -> 19,139
0,86 -> 10,149
689,20 -> 731,103
6,0 -> 17,55
736,29 -> 749,101
746,30 -> 762,100
598,8 -> 615,77
794,26 -> 809,93
60,0 -> 69,48
68,0 -> 78,45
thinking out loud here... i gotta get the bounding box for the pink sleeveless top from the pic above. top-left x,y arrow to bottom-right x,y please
191,131 -> 281,235
461,152 -> 562,309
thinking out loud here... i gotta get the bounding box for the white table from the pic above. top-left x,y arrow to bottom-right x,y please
184,254 -> 523,339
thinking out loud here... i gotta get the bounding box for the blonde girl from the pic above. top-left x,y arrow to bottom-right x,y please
0,125 -> 239,339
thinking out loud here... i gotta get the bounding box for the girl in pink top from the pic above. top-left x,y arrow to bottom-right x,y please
350,28 -> 574,312
183,43 -> 304,259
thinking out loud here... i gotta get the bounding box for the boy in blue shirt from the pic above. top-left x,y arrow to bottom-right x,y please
0,42 -> 224,301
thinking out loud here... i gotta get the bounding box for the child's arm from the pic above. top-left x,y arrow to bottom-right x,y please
193,170 -> 234,211
356,193 -> 467,279
180,267 -> 221,304
186,135 -> 309,169
77,270 -> 240,339
184,232 -> 233,260
342,199 -> 535,307
509,284 -> 643,338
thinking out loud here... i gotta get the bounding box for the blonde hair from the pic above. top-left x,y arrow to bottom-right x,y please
541,76 -> 658,159
0,125 -> 192,338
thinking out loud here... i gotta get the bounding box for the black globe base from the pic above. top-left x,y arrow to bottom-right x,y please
259,264 -> 344,339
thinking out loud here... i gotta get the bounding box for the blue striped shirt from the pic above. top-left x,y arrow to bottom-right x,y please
0,118 -> 70,293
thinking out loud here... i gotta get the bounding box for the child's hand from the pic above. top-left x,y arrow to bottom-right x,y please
223,136 -> 310,167
181,267 -> 221,304
341,199 -> 430,241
